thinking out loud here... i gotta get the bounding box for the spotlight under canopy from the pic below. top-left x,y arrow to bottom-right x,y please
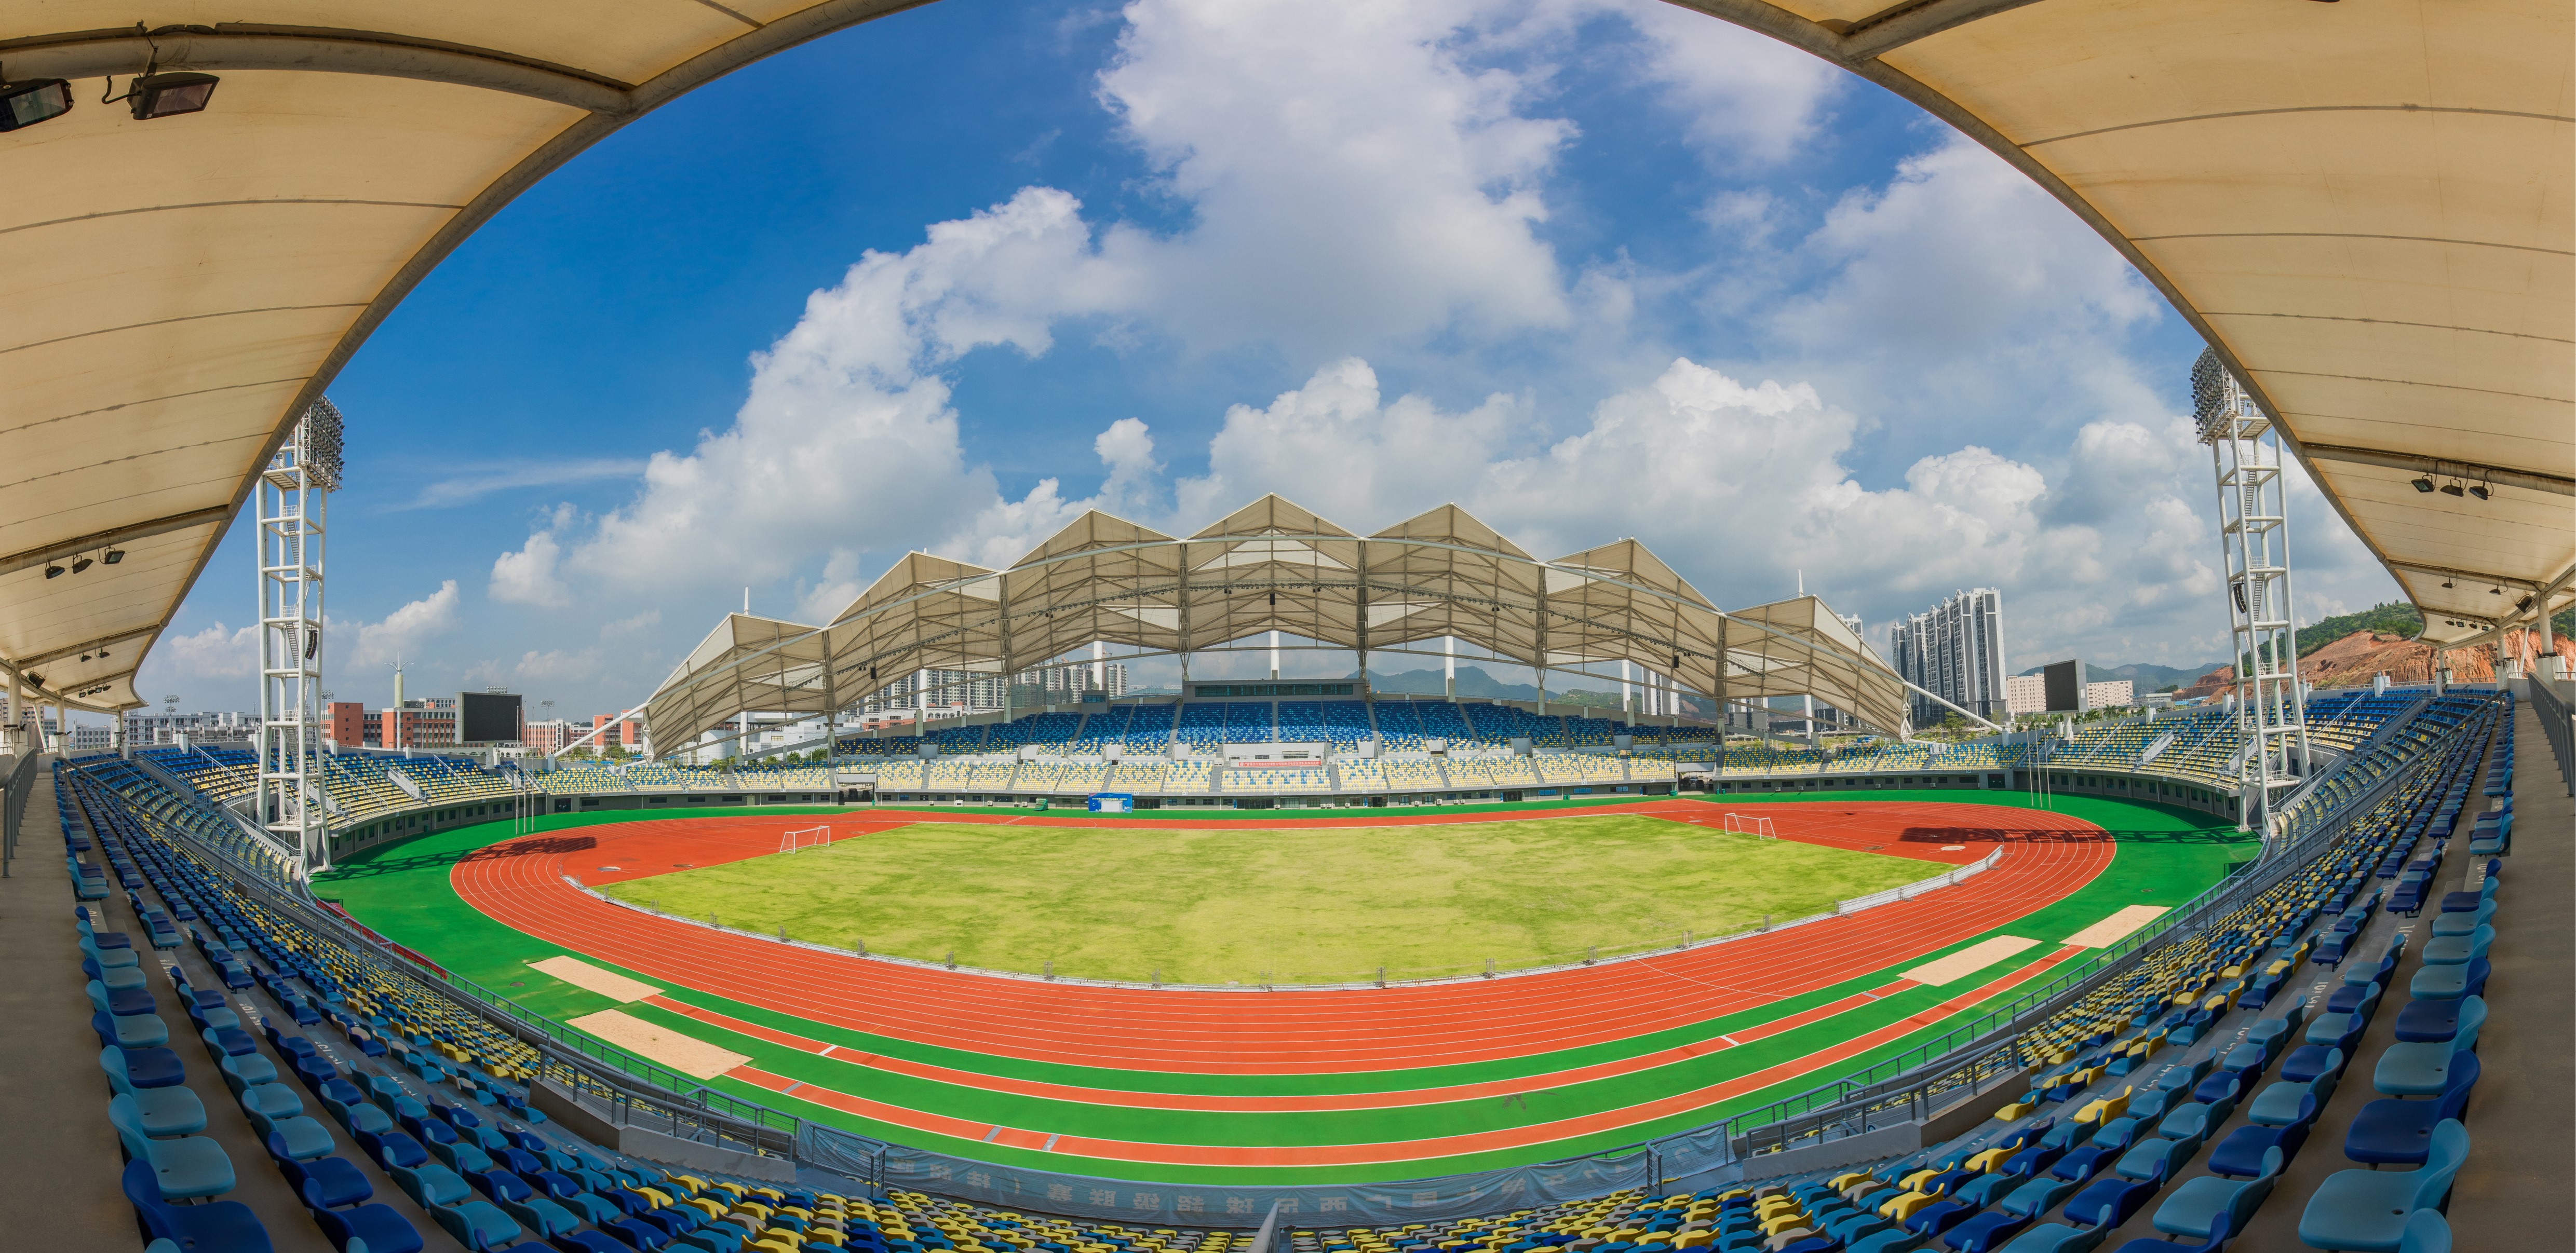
2409,476 -> 2437,493
70,555 -> 92,574
43,564 -> 63,578
2468,484 -> 2492,500
102,549 -> 125,564
0,77 -> 72,131
2438,482 -> 2466,497
127,71 -> 218,120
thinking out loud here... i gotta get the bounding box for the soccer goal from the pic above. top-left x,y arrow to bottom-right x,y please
1721,813 -> 1777,840
779,825 -> 833,854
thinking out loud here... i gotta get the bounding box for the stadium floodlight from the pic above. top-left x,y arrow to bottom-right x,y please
2409,476 -> 2436,493
71,554 -> 92,574
0,77 -> 73,131
2438,482 -> 2465,497
102,548 -> 124,564
2468,484 -> 2491,500
43,563 -> 63,578
126,71 -> 218,120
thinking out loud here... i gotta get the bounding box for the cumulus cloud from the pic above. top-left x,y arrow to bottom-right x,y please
346,581 -> 463,669
1148,355 -> 2250,666
1614,0 -> 1844,166
151,621 -> 259,680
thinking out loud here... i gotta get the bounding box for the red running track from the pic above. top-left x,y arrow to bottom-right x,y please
450,801 -> 2110,1075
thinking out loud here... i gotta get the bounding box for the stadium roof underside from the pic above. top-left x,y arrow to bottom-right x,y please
0,1 -> 2566,719
639,498 -> 1911,751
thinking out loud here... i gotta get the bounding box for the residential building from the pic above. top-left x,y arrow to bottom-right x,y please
2005,674 -> 2048,717
522,718 -> 579,754
325,701 -> 370,748
1892,588 -> 2008,726
380,698 -> 457,748
2086,679 -> 2136,710
125,710 -> 259,746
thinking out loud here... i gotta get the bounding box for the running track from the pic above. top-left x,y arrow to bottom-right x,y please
450,801 -> 2111,1075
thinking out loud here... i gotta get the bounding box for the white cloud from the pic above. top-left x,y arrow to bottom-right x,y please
1094,0 -> 1576,351
490,529 -> 568,607
600,610 -> 660,639
395,458 -> 645,511
346,581 -> 463,669
151,621 -> 259,680
1145,355 -> 2264,668
1615,0 -> 1844,166
1175,358 -> 1521,523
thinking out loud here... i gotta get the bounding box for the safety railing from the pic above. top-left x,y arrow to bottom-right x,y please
2530,678 -> 2574,797
1,750 -> 38,877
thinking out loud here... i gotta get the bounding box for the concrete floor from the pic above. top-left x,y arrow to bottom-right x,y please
2447,696 -> 2571,1245
2061,702 -> 2560,1251
0,753 -> 144,1245
0,755 -> 474,1252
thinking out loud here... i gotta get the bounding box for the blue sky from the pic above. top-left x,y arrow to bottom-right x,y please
140,0 -> 2400,719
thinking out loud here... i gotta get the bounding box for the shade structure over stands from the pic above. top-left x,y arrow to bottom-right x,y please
640,498 -> 1913,754
0,0 -> 2564,715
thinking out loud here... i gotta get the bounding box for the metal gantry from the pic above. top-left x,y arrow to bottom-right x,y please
257,399 -> 344,880
2193,350 -> 2310,835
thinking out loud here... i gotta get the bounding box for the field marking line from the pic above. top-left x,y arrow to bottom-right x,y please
724,947 -> 2085,1168
1900,936 -> 2042,986
2064,905 -> 2170,948
529,955 -> 662,1002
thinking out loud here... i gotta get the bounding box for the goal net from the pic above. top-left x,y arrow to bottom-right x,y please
1721,813 -> 1777,840
779,825 -> 833,854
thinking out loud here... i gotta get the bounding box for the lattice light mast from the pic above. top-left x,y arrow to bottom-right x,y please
2192,349 -> 2309,836
257,399 -> 344,881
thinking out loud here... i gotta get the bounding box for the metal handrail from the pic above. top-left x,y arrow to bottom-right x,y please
1,750 -> 39,876
2528,679 -> 2574,797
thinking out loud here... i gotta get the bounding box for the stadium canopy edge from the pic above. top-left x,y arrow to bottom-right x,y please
2,0 -> 2567,716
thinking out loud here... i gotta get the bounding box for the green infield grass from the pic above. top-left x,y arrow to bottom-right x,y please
596,815 -> 1932,984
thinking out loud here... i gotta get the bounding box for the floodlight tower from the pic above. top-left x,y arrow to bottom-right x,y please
2192,349 -> 2310,836
257,398 -> 344,881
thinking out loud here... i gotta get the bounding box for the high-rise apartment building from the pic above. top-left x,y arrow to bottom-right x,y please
1892,588 -> 2008,726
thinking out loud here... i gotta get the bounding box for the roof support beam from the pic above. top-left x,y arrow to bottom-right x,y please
0,25 -> 634,114
2302,444 -> 2575,497
1837,0 -> 2052,61
14,626 -> 161,670
0,505 -> 232,579
2388,561 -> 2549,592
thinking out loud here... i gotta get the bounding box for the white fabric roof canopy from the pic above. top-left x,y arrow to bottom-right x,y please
640,498 -> 1913,751
2,0 -> 2565,721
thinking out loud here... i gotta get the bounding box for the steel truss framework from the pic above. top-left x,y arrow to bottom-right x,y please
255,402 -> 340,880
642,497 -> 1914,755
2197,355 -> 2311,834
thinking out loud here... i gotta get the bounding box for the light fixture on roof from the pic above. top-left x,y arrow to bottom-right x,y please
2438,482 -> 2466,497
43,563 -> 64,578
2440,578 -> 2455,589
0,74 -> 74,131
125,71 -> 217,119
2468,483 -> 2491,501
2490,585 -> 2503,595
71,554 -> 93,574
2409,476 -> 2435,493
102,548 -> 124,564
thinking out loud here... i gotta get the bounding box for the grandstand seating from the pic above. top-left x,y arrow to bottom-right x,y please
1381,759 -> 1446,791
41,686 -> 2510,1253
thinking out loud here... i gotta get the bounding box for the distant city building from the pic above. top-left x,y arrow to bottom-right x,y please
325,701 -> 370,748
866,668 -> 1006,716
2005,674 -> 2048,717
125,709 -> 259,746
2086,679 -> 2136,710
588,714 -> 644,751
1893,588 -> 2008,726
379,698 -> 457,748
522,718 -> 579,755
70,723 -> 112,751
1017,661 -> 1130,700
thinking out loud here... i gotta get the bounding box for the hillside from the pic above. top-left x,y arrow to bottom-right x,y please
2298,602 -> 2421,655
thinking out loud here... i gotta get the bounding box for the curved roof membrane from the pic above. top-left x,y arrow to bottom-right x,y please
640,497 -> 1909,750
0,0 -> 2567,716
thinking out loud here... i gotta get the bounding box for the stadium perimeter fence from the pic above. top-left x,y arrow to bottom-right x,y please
87,698 -> 2455,1229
